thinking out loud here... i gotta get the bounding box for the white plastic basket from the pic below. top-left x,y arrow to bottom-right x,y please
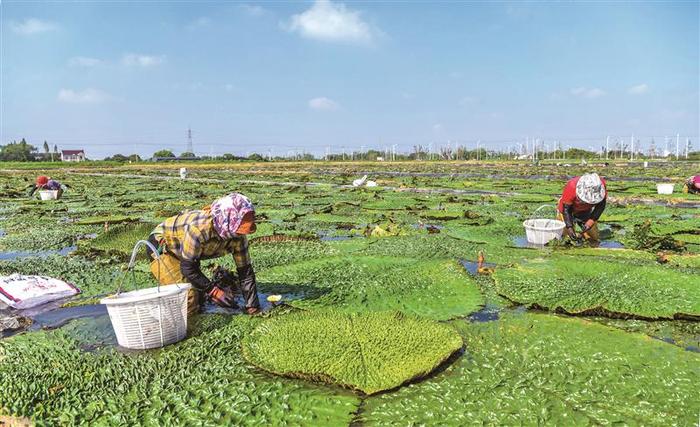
523,205 -> 565,246
656,183 -> 674,195
39,190 -> 58,200
100,240 -> 191,349
523,219 -> 566,245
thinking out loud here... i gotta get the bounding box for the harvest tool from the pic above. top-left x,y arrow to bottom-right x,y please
522,204 -> 565,246
100,240 -> 191,350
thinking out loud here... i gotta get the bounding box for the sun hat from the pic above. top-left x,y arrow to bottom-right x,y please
576,173 -> 606,204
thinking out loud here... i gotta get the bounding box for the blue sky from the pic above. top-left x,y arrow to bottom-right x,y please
1,1 -> 698,158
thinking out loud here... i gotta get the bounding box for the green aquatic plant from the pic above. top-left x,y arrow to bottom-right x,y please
79,222 -> 155,260
242,310 -> 463,394
258,256 -> 484,320
493,255 -> 700,319
362,313 -> 700,426
75,215 -> 140,226
0,314 -> 360,425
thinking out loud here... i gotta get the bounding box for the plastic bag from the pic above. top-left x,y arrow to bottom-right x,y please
0,274 -> 80,309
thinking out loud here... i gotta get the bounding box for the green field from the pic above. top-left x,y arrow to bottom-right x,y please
1,160 -> 698,426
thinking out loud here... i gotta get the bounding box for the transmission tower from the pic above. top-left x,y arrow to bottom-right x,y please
186,127 -> 193,153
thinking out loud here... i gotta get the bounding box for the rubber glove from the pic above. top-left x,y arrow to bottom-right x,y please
207,285 -> 238,308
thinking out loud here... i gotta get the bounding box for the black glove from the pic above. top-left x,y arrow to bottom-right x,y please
211,266 -> 239,291
565,227 -> 578,240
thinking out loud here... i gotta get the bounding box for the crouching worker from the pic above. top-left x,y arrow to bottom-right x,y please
29,176 -> 66,199
557,173 -> 607,243
683,175 -> 700,194
146,193 -> 261,316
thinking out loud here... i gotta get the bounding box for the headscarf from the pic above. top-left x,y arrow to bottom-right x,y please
211,193 -> 255,239
36,176 -> 49,186
576,173 -> 606,204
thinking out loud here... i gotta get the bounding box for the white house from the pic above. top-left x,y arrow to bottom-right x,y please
61,149 -> 86,162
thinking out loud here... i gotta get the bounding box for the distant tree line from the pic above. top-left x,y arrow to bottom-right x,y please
0,138 -> 60,162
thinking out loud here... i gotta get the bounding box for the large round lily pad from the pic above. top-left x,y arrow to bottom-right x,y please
242,310 -> 463,394
257,256 -> 484,320
493,255 -> 700,319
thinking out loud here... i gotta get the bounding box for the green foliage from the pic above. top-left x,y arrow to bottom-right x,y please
153,149 -> 175,158
493,255 -> 700,319
0,139 -> 36,162
258,256 -> 484,320
0,314 -> 360,425
363,313 -> 700,425
80,223 -> 155,260
242,310 -> 462,394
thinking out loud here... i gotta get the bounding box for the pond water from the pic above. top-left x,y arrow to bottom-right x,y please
0,245 -> 77,261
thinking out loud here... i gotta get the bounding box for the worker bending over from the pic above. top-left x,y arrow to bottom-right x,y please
683,175 -> 700,194
29,176 -> 66,199
557,173 -> 607,242
147,192 -> 260,315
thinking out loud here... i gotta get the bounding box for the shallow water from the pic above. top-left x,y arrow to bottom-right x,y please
460,260 -> 497,276
0,245 -> 77,261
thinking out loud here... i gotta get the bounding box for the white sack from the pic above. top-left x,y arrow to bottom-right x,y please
0,274 -> 80,309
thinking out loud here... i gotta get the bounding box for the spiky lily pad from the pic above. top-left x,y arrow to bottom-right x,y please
363,313 -> 700,425
257,256 -> 484,320
493,255 -> 700,319
79,222 -> 155,260
242,310 -> 463,394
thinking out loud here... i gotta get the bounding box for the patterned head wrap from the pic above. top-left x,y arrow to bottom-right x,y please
211,193 -> 255,239
576,173 -> 606,204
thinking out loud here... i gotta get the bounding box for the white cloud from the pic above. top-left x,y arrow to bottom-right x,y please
186,17 -> 210,30
57,88 -> 111,104
286,0 -> 377,44
10,18 -> 57,35
68,56 -> 103,67
241,4 -> 267,17
224,83 -> 235,92
432,123 -> 443,133
122,53 -> 165,67
308,97 -> 340,111
570,87 -> 606,99
628,83 -> 649,95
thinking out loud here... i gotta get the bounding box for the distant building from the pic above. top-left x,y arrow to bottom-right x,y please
61,150 -> 86,162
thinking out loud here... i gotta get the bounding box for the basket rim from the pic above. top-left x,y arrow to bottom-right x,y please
100,283 -> 191,306
523,219 -> 565,232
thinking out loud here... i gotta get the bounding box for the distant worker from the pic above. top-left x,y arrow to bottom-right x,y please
146,193 -> 260,315
683,175 -> 700,194
28,175 -> 66,199
557,173 -> 607,242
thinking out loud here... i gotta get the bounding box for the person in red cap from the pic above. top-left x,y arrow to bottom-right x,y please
683,175 -> 700,194
28,176 -> 65,199
557,173 -> 607,243
146,192 -> 260,316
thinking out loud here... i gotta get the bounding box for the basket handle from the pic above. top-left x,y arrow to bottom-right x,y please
116,240 -> 161,295
528,204 -> 558,221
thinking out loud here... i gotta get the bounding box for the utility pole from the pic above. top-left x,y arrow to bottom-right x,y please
676,133 -> 680,160
630,134 -> 634,161
187,127 -> 193,154
605,136 -> 609,160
